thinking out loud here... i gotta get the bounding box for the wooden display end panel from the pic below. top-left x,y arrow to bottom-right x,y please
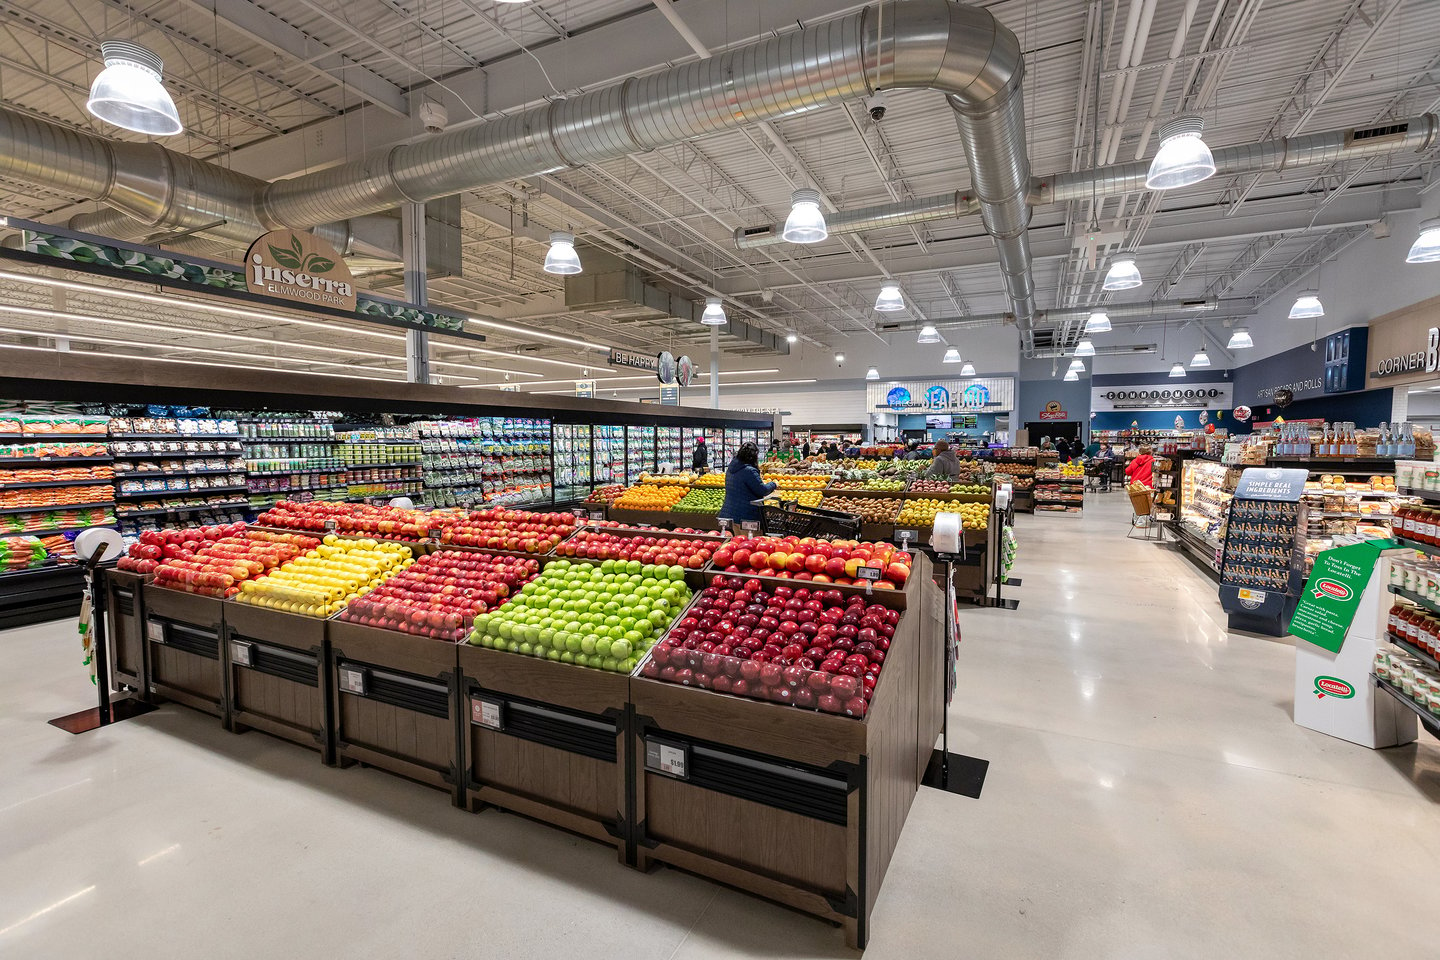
142,586 -> 227,720
104,568 -> 148,693
222,601 -> 331,760
328,618 -> 463,801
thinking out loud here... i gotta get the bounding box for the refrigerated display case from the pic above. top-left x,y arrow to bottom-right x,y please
594,426 -> 625,485
1177,459 -> 1235,573
724,428 -> 741,463
627,425 -> 656,482
656,426 -> 682,474
554,424 -> 593,501
680,428 -> 699,471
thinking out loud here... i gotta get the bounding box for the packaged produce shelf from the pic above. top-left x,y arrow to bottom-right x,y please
0,479 -> 113,490
342,462 -> 420,470
246,467 -> 344,476
0,433 -> 112,441
114,467 -> 242,477
116,485 -> 248,499
1385,629 -> 1440,671
241,436 -> 337,443
0,456 -> 111,466
113,450 -> 239,459
116,501 -> 249,517
4,522 -> 115,536
0,500 -> 116,515
111,433 -> 242,441
1373,675 -> 1440,740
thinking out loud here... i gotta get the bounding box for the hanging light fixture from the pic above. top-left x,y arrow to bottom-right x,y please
1191,347 -> 1211,367
700,297 -> 727,325
1227,327 -> 1254,349
1103,257 -> 1143,290
865,367 -> 880,381
917,324 -> 941,343
785,333 -> 798,344
960,361 -> 977,376
1406,218 -> 1440,263
1068,358 -> 1085,372
1063,369 -> 1079,382
874,282 -> 905,312
782,188 -> 828,244
1288,290 -> 1324,319
543,231 -> 582,275
834,353 -> 845,364
1145,115 -> 1216,190
1169,362 -> 1186,378
1075,339 -> 1096,357
86,41 -> 183,136
942,347 -> 962,363
1085,311 -> 1112,334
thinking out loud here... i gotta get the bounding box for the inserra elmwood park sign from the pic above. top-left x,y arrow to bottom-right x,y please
8,218 -> 478,340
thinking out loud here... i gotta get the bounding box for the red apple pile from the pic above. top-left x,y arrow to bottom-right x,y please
257,500 -> 434,540
555,529 -> 715,569
711,536 -> 911,589
339,550 -> 540,641
639,575 -> 900,717
441,507 -> 577,554
151,529 -> 319,597
117,523 -> 245,575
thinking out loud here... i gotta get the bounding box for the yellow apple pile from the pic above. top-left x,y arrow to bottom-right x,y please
234,535 -> 413,617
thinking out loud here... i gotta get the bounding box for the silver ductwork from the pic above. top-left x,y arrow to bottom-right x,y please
734,114 -> 1440,245
0,1 -> 1038,326
878,297 -> 1220,332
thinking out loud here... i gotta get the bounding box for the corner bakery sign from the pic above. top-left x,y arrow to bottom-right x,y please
1365,294 -> 1440,389
1372,326 -> 1439,379
245,230 -> 357,311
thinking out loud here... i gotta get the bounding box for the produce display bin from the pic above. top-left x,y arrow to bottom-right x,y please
328,618 -> 464,802
459,643 -> 631,858
628,555 -> 939,949
222,602 -> 334,762
143,586 -> 228,721
104,568 -> 148,693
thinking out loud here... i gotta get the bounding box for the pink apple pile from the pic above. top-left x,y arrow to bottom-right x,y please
150,529 -> 320,597
117,523 -> 246,575
711,536 -> 911,589
339,550 -> 540,642
256,500 -> 434,540
555,529 -> 716,569
440,507 -> 577,554
638,574 -> 901,717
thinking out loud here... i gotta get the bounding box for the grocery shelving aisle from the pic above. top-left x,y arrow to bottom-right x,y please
3,494 -> 1440,959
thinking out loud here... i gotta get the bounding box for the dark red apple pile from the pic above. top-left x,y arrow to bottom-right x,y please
117,523 -> 245,575
639,575 -> 900,717
555,529 -> 716,568
338,550 -> 540,642
440,507 -> 577,554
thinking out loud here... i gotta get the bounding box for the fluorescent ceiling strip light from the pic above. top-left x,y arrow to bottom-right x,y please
465,316 -> 610,351
533,378 -> 817,394
0,342 -> 407,384
0,303 -> 537,379
497,368 -> 784,389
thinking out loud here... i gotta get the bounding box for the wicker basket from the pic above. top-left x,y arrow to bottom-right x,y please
1127,487 -> 1153,517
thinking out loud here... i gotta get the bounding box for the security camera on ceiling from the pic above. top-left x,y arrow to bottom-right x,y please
864,92 -> 888,123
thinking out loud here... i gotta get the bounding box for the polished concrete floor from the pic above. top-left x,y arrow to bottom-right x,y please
3,492 -> 1439,958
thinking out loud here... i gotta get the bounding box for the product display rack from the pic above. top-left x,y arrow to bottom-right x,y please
1033,466 -> 1083,514
656,426 -> 682,474
553,424 -> 593,502
594,426 -> 625,485
626,424 -> 656,483
417,418 -> 552,509
1149,452 -> 1185,524
991,452 -> 1037,514
1176,459 -> 1235,573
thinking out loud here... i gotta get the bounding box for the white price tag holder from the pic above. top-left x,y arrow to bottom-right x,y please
856,565 -> 883,595
645,736 -> 689,780
229,640 -> 254,667
589,510 -> 606,521
894,529 -> 917,551
469,694 -> 504,730
739,520 -> 760,535
145,619 -> 165,644
338,665 -> 368,696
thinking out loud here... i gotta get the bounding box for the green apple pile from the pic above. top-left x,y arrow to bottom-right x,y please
469,558 -> 692,673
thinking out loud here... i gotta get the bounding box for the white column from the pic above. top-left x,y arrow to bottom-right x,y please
402,202 -> 430,384
709,325 -> 720,409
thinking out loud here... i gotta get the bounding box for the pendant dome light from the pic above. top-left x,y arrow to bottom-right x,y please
1288,290 -> 1324,319
1406,218 -> 1440,263
1068,358 -> 1085,372
1103,257 -> 1143,290
1075,339 -> 1095,357
86,41 -> 183,136
1145,115 -> 1216,190
1191,347 -> 1212,367
960,361 -> 977,376
865,367 -> 880,380
782,188 -> 828,244
874,282 -> 905,312
543,231 -> 582,275
917,324 -> 941,344
1085,311 -> 1112,334
1063,369 -> 1079,382
1169,362 -> 1187,378
785,333 -> 798,344
942,347 -> 962,363
1227,327 -> 1254,349
700,297 -> 727,325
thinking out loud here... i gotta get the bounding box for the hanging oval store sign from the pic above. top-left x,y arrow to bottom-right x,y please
675,355 -> 696,387
656,351 -> 677,385
245,230 -> 357,311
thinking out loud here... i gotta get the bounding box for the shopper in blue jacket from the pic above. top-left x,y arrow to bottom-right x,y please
719,442 -> 777,524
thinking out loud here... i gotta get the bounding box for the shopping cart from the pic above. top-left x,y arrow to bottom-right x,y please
756,497 -> 862,539
1126,486 -> 1164,541
1084,457 -> 1113,493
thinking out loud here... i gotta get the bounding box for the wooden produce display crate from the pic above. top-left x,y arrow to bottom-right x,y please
328,618 -> 465,803
104,568 -> 148,694
603,507 -> 723,531
222,602 -> 334,762
459,644 -> 631,858
628,554 -> 939,949
142,586 -> 228,721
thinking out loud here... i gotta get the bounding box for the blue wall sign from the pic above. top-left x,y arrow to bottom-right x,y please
924,385 -> 950,410
886,386 -> 913,409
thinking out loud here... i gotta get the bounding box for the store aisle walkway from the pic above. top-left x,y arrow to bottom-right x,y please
3,493 -> 1440,959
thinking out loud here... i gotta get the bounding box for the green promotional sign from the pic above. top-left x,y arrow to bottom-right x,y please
1288,539 -> 1395,652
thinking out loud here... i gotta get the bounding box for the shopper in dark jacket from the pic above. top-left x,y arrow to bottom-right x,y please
802,441 -> 811,459
692,438 -> 708,472
720,442 -> 777,523
924,440 -> 962,479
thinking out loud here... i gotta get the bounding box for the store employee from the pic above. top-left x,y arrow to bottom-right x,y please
720,441 -> 778,524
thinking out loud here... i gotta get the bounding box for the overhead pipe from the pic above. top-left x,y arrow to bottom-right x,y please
733,115 -> 1440,246
0,1 -> 1040,327
880,297 -> 1220,333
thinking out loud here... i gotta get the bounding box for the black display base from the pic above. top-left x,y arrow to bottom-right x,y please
920,749 -> 989,799
1225,611 -> 1289,638
48,697 -> 156,734
0,565 -> 85,629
